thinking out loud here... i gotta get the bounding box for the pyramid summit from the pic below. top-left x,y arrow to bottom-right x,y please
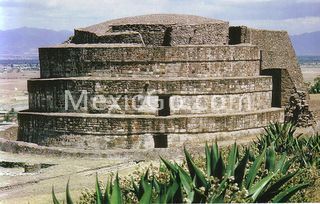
80,14 -> 226,31
71,14 -> 229,46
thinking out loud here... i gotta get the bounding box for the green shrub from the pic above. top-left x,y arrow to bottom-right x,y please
287,166 -> 319,202
3,108 -> 17,122
4,113 -> 11,122
309,77 -> 320,94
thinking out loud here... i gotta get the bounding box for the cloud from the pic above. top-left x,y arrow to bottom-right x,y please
0,0 -> 319,35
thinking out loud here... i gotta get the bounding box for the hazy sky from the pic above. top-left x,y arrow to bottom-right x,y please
0,0 -> 319,35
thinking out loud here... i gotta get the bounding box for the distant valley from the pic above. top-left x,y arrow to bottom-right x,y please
0,27 -> 72,59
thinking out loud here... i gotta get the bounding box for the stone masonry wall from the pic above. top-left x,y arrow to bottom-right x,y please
71,30 -> 144,44
18,109 -> 284,149
28,77 -> 272,114
39,45 -> 259,78
111,23 -> 229,46
229,26 -> 313,126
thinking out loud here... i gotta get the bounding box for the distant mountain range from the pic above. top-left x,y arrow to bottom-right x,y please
290,31 -> 320,56
0,27 -> 72,59
0,27 -> 319,59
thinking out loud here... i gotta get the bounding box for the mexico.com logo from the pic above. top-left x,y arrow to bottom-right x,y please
64,90 -> 256,114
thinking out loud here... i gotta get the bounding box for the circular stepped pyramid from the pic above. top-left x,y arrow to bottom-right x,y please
18,14 -> 284,149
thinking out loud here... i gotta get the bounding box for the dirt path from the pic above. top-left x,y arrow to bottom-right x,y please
0,151 -> 145,204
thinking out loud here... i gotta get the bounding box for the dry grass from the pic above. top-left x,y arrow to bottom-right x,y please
302,68 -> 320,84
0,70 -> 39,111
310,94 -> 320,121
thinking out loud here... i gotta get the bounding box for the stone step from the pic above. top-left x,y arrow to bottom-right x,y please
28,76 -> 273,114
18,108 -> 284,149
39,44 -> 260,78
29,91 -> 273,115
28,76 -> 272,95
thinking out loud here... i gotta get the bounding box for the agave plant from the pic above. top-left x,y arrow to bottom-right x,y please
52,180 -> 74,204
157,143 -> 308,203
256,122 -> 320,168
52,142 -> 309,203
52,173 -> 123,204
294,133 -> 320,167
255,122 -> 300,153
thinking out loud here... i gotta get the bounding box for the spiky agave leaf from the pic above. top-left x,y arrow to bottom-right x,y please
256,170 -> 300,202
280,157 -> 295,174
111,173 -> 122,204
210,141 -> 220,177
165,175 -> 180,203
274,153 -> 287,173
205,142 -> 211,176
226,142 -> 238,177
104,176 -> 112,204
215,154 -> 225,180
177,165 -> 193,196
249,173 -> 275,201
160,156 -> 178,175
95,174 -> 103,204
52,186 -> 60,204
266,144 -> 276,172
139,179 -> 152,204
272,183 -> 310,203
66,180 -> 73,204
154,182 -> 167,203
172,173 -> 184,203
184,147 -> 208,189
234,148 -> 249,188
245,147 -> 266,189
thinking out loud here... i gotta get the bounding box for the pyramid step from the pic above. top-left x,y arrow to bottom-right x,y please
18,108 -> 284,149
39,44 -> 260,78
73,30 -> 144,44
28,76 -> 273,114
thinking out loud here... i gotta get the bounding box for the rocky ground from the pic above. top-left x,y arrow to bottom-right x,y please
0,135 -> 261,204
0,151 -> 140,204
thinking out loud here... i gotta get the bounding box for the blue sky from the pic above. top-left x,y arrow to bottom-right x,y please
0,0 -> 319,35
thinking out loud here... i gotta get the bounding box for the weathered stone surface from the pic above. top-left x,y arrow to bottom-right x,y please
229,26 -> 313,126
285,91 -> 314,127
18,109 -> 284,149
27,77 -> 272,114
71,14 -> 229,46
39,45 -> 260,78
19,14 -> 308,149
